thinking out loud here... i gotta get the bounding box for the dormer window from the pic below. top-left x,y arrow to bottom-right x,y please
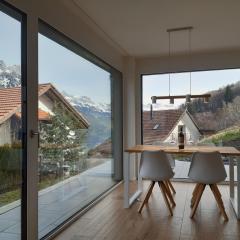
153,124 -> 160,130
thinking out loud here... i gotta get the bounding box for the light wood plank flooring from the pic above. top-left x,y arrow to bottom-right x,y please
55,182 -> 240,240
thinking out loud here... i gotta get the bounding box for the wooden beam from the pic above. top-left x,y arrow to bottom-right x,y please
153,94 -> 211,100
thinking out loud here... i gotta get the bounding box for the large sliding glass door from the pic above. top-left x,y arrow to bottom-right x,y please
0,3 -> 25,240
38,23 -> 122,238
0,4 -> 123,239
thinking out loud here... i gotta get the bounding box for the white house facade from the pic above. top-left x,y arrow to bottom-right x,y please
163,111 -> 202,144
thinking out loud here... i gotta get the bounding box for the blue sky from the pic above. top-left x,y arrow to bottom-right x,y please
0,11 -> 21,65
38,34 -> 111,103
1,10 -> 240,106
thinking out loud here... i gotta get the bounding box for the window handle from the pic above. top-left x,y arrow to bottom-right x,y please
30,130 -> 40,148
30,130 -> 39,138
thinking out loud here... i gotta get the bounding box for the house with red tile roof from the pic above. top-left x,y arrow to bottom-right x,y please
0,83 -> 89,145
142,109 -> 202,145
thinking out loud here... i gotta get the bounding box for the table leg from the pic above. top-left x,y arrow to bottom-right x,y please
229,156 -> 240,219
229,156 -> 234,199
137,153 -> 143,192
124,152 -> 143,208
124,152 -> 130,208
237,158 -> 240,218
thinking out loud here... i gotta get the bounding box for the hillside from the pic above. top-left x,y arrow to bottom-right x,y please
200,125 -> 240,150
180,81 -> 240,131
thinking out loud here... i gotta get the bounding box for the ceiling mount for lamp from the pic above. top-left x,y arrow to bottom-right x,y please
167,26 -> 193,33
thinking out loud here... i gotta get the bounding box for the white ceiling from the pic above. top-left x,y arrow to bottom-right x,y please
70,0 -> 240,57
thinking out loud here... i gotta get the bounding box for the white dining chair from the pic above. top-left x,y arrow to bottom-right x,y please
165,154 -> 176,194
188,151 -> 228,221
138,151 -> 175,215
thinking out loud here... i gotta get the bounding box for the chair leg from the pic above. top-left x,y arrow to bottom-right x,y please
138,181 -> 155,213
166,180 -> 176,194
163,181 -> 176,207
145,181 -> 155,204
158,181 -> 173,216
190,184 -> 205,218
209,184 -> 228,221
191,183 -> 201,208
212,183 -> 222,198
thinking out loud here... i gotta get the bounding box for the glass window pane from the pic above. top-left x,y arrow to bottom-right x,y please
142,69 -> 240,180
0,8 -> 22,240
38,32 -> 119,238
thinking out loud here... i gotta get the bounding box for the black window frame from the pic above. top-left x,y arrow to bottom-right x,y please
0,1 -> 27,240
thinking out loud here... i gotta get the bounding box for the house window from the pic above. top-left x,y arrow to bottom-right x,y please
178,125 -> 185,133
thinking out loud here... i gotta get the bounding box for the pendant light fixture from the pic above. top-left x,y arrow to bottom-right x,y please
150,26 -> 211,107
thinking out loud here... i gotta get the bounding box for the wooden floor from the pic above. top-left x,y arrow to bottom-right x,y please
55,182 -> 240,240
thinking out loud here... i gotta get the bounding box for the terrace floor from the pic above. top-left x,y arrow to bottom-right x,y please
0,159 -> 116,240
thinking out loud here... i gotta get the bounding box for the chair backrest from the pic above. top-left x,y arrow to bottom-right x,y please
167,154 -> 175,169
188,151 -> 227,184
140,151 -> 174,181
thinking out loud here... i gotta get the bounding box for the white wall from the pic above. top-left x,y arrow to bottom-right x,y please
123,56 -> 137,180
38,95 -> 53,115
0,120 -> 11,145
164,114 -> 201,144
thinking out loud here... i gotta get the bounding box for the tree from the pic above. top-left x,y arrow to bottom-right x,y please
224,85 -> 233,105
39,102 -> 88,176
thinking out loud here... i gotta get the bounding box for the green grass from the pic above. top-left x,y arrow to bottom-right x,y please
0,158 -> 110,207
201,126 -> 240,145
0,189 -> 20,207
0,177 -> 62,207
0,172 -> 80,207
38,177 -> 61,190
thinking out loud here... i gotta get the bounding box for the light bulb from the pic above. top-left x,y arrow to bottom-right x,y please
186,94 -> 191,103
151,96 -> 157,104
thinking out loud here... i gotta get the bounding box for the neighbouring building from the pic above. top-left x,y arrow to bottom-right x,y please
143,109 -> 202,145
0,83 -> 89,145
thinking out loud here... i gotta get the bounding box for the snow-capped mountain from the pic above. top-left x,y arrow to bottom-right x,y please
0,60 -> 21,88
64,93 -> 111,114
63,92 -> 111,148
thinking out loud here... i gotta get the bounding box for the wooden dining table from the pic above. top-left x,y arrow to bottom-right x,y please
124,145 -> 240,219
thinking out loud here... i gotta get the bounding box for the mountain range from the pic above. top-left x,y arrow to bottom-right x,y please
64,93 -> 111,148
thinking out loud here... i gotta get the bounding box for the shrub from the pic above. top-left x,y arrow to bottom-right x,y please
0,144 -> 22,194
